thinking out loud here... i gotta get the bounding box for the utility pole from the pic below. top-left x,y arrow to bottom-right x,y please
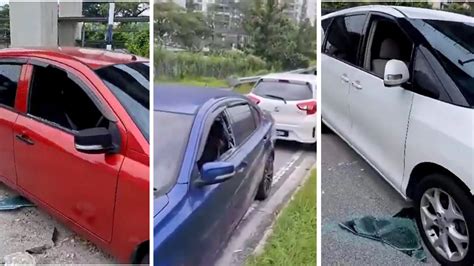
106,2 -> 115,50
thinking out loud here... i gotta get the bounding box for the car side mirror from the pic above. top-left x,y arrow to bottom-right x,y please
384,59 -> 409,87
74,127 -> 115,154
197,161 -> 235,186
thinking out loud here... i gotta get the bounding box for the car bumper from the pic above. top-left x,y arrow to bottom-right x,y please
274,122 -> 316,144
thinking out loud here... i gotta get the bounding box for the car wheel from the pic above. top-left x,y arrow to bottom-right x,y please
256,154 -> 274,201
321,120 -> 331,134
414,173 -> 474,265
140,253 -> 149,265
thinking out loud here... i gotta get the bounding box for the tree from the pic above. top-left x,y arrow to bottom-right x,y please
83,2 -> 149,17
322,1 -> 431,10
296,18 -> 316,62
155,2 -> 211,51
126,25 -> 149,57
243,0 -> 310,70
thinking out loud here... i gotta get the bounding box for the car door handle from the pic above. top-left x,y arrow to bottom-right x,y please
237,161 -> 248,173
352,81 -> 363,90
16,134 -> 34,145
340,74 -> 349,83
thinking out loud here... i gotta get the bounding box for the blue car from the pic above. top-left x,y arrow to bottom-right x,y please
154,85 -> 275,266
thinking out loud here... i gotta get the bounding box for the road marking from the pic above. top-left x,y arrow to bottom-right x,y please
273,151 -> 304,185
243,151 -> 304,220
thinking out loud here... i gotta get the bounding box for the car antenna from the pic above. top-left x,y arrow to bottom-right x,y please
131,55 -> 137,61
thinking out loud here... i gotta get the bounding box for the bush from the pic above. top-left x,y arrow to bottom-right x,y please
125,27 -> 149,57
155,49 -> 269,79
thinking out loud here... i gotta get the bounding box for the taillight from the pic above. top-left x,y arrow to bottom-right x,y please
297,101 -> 317,115
247,95 -> 260,105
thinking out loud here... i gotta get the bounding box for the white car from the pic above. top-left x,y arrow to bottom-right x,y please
322,6 -> 474,265
247,73 -> 316,144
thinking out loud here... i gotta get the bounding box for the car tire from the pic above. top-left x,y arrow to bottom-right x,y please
414,173 -> 474,265
256,154 -> 274,201
303,142 -> 316,152
321,120 -> 331,134
140,253 -> 149,265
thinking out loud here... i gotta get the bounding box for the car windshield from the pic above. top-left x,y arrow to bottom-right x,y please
95,62 -> 150,140
252,80 -> 313,101
155,111 -> 195,197
410,19 -> 474,107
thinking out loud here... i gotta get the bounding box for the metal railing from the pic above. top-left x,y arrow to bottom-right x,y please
227,65 -> 316,87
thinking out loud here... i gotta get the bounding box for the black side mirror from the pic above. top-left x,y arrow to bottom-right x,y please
74,127 -> 115,154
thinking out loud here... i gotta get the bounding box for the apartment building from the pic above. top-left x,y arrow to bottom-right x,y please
281,0 -> 317,24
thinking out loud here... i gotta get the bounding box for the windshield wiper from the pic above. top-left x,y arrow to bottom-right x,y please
458,58 -> 474,66
264,94 -> 287,104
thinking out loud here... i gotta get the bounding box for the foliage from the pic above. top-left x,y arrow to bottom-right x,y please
83,22 -> 149,57
125,25 -> 149,57
157,76 -> 228,88
247,170 -> 317,266
444,3 -> 474,16
155,2 -> 211,51
243,0 -> 313,70
155,49 -> 268,79
82,2 -> 149,17
322,1 -> 431,10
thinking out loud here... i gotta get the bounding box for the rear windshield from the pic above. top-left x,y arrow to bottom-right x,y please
410,19 -> 474,107
155,111 -> 194,197
252,80 -> 313,101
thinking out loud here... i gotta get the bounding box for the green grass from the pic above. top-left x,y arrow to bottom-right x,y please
156,76 -> 228,88
156,77 -> 255,95
234,83 -> 254,94
247,170 -> 317,266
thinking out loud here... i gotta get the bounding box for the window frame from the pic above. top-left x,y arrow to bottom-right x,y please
359,12 -> 416,81
322,12 -> 369,68
0,58 -> 27,113
225,101 -> 258,147
25,60 -> 114,135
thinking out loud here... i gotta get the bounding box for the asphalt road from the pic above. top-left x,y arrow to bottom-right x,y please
321,130 -> 436,265
216,140 -> 316,266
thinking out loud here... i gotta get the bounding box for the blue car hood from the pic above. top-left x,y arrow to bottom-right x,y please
154,195 -> 169,217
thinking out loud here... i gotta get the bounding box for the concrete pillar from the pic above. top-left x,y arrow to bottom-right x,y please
58,1 -> 83,47
9,2 -> 58,47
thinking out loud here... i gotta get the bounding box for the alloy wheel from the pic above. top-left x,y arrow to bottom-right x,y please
263,159 -> 274,193
420,188 -> 469,262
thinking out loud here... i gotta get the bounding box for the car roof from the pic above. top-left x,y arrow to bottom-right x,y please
154,84 -> 241,115
322,5 -> 474,23
260,73 -> 316,85
0,47 -> 148,69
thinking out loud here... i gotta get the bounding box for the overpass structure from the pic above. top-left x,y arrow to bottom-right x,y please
9,1 -> 83,47
7,1 -> 148,48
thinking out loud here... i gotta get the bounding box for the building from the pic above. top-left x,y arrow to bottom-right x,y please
281,0 -> 317,24
429,0 -> 471,10
157,0 -> 186,8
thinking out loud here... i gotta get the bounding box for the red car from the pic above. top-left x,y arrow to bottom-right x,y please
0,48 -> 149,263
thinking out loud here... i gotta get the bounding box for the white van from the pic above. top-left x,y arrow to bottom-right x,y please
322,6 -> 474,264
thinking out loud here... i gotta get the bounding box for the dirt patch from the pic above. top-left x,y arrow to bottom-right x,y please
0,183 -> 114,264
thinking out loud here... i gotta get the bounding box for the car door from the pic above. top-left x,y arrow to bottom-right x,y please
322,13 -> 367,138
13,60 -> 125,242
349,14 -> 414,189
225,102 -> 266,229
0,61 -> 25,185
